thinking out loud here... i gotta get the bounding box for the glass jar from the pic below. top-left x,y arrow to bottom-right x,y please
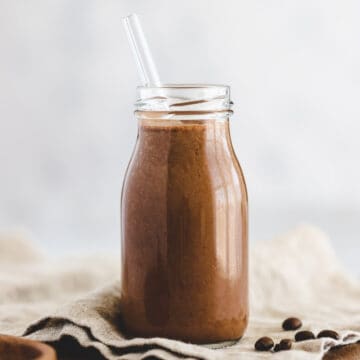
120,85 -> 248,344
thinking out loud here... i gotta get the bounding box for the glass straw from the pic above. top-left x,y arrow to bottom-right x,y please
122,14 -> 161,87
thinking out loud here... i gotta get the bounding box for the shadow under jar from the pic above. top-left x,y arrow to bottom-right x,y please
121,85 -> 248,344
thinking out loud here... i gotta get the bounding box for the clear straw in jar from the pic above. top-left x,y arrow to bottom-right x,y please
122,14 -> 161,87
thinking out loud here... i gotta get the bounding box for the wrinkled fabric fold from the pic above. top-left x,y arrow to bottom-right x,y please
1,226 -> 360,359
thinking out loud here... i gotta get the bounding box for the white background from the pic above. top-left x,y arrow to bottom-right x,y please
0,0 -> 359,273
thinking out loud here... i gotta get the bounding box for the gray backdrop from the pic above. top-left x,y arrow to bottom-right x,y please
1,0 -> 359,273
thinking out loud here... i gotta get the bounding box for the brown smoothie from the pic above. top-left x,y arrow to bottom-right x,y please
121,116 -> 248,344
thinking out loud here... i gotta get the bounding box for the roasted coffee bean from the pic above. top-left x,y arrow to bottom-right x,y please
273,344 -> 281,352
278,339 -> 292,350
282,317 -> 302,331
254,337 -> 274,351
342,333 -> 357,342
295,330 -> 316,342
317,330 -> 340,340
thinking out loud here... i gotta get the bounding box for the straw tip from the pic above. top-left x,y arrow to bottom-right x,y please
122,13 -> 138,22
122,12 -> 161,87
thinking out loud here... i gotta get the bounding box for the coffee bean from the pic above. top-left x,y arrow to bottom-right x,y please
278,339 -> 292,350
342,333 -> 357,342
282,317 -> 302,331
317,330 -> 340,340
273,339 -> 293,352
254,337 -> 274,351
295,330 -> 316,342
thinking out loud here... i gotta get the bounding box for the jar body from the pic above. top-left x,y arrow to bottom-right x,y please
121,116 -> 248,344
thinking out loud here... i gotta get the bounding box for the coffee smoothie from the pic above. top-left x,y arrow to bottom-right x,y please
121,85 -> 248,344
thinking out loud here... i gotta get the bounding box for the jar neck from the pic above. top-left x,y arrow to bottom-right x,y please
134,84 -> 233,120
137,118 -> 231,145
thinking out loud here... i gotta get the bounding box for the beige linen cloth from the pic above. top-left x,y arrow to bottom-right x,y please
1,225 -> 360,359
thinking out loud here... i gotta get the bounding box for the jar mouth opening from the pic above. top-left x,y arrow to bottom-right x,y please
137,84 -> 229,90
135,84 -> 232,116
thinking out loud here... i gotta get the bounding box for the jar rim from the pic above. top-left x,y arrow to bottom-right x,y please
136,83 -> 229,90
